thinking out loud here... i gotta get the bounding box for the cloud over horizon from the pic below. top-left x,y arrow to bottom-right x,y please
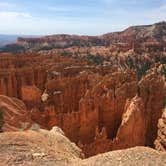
0,0 -> 165,35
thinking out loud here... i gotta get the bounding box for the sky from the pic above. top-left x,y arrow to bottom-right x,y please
0,0 -> 166,35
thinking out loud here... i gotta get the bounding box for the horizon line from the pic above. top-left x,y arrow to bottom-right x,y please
0,20 -> 165,37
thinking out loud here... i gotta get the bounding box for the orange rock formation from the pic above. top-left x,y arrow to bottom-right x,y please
0,52 -> 164,157
0,21 -> 165,157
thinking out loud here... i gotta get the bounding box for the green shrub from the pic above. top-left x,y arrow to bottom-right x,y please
161,56 -> 166,64
126,56 -> 134,69
87,54 -> 103,65
137,62 -> 151,80
0,44 -> 25,54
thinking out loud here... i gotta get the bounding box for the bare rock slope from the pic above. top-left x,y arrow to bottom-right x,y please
0,127 -> 83,166
73,147 -> 166,166
0,128 -> 166,166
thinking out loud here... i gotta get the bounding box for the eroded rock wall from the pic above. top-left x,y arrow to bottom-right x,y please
155,109 -> 166,151
0,95 -> 31,131
0,53 -> 165,157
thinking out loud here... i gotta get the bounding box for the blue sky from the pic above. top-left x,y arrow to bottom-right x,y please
0,0 -> 166,35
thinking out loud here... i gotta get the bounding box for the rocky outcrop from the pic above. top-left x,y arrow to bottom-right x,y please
112,96 -> 147,149
155,109 -> 166,151
0,126 -> 84,166
73,147 -> 166,166
79,71 -> 165,157
0,128 -> 165,166
21,86 -> 42,105
103,21 -> 166,44
78,70 -> 138,145
139,71 -> 165,146
0,95 -> 31,131
17,34 -> 105,50
45,73 -> 98,114
0,66 -> 47,99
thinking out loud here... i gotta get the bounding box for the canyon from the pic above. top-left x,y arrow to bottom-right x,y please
0,22 -> 166,164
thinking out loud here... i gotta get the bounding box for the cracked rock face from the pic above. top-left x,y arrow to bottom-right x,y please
0,95 -> 32,132
112,96 -> 147,149
155,109 -> 166,151
0,66 -> 165,157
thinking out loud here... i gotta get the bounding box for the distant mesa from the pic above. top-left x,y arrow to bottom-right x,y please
0,21 -> 165,53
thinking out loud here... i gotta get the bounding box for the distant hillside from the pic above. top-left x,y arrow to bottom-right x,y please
17,21 -> 166,51
103,21 -> 166,43
0,21 -> 166,53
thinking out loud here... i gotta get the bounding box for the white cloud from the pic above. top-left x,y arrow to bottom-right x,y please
0,1 -> 165,35
0,2 -> 10,7
48,6 -> 75,12
48,5 -> 95,13
160,4 -> 166,10
0,2 -> 15,9
0,11 -> 32,20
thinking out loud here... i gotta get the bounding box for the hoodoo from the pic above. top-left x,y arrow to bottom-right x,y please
0,21 -> 166,164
